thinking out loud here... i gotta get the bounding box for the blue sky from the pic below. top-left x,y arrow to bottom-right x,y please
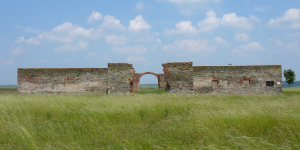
0,0 -> 299,84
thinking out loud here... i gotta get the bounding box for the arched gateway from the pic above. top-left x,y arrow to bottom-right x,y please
133,72 -> 167,91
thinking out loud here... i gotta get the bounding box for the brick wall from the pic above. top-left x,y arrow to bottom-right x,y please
162,62 -> 194,94
107,63 -> 134,94
18,68 -> 108,94
193,65 -> 282,94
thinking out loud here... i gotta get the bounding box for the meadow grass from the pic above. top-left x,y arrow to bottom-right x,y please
0,90 -> 299,149
0,86 -> 17,90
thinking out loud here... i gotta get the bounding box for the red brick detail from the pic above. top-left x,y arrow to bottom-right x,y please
240,77 -> 253,84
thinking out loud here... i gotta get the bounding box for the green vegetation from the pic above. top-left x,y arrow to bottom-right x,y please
134,86 -> 167,94
284,69 -> 296,88
0,92 -> 300,149
282,87 -> 300,94
0,86 -> 17,90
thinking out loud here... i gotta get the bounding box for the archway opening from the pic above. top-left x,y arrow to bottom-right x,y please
139,74 -> 159,91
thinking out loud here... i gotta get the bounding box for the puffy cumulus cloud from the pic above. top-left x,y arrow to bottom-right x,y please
14,37 -> 41,45
234,33 -> 250,42
38,22 -> 100,43
220,13 -> 253,29
159,0 -> 221,4
165,21 -> 197,34
239,42 -> 264,51
100,15 -> 126,30
166,10 -> 258,34
126,56 -> 147,62
86,10 -> 103,23
268,8 -> 300,29
112,45 -> 147,54
213,36 -> 230,46
9,46 -> 25,55
129,15 -> 151,31
54,41 -> 88,52
163,39 -> 215,55
105,35 -> 127,45
25,38 -> 41,45
135,2 -> 150,11
197,10 -> 221,32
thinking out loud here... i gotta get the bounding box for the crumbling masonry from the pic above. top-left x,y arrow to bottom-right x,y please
18,62 -> 282,94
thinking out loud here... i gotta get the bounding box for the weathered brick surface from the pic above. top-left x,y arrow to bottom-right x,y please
193,65 -> 282,94
162,62 -> 194,94
18,68 -> 108,94
107,63 -> 134,94
17,62 -> 282,95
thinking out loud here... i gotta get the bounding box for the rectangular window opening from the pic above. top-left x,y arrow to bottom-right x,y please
243,80 -> 250,84
266,81 -> 274,86
212,80 -> 218,85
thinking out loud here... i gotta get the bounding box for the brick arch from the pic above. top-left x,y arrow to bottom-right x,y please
133,72 -> 161,91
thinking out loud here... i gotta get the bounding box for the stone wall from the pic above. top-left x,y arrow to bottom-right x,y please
18,68 -> 108,94
107,63 -> 134,94
193,65 -> 282,94
162,62 -> 194,94
157,73 -> 167,90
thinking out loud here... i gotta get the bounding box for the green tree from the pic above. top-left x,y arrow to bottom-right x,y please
283,69 -> 296,88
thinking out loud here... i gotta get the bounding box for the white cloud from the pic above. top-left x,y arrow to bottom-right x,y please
213,36 -> 230,46
234,33 -> 250,42
112,45 -> 147,54
156,38 -> 161,43
9,47 -> 25,55
15,37 -> 25,43
2,59 -> 14,65
86,10 -> 103,23
167,10 -> 257,34
135,2 -> 150,11
105,35 -> 127,45
129,15 -> 151,31
54,41 -> 88,52
197,10 -> 221,32
267,38 -> 285,46
126,56 -> 147,62
165,21 -> 197,34
25,38 -> 41,45
221,13 -> 252,29
14,37 -> 41,45
15,25 -> 42,34
163,39 -> 215,55
254,6 -> 273,12
38,22 -> 99,43
286,40 -> 299,51
100,15 -> 126,30
239,42 -> 264,51
268,8 -> 300,29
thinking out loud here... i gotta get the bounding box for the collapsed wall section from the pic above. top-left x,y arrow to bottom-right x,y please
193,65 -> 282,94
18,68 -> 108,94
107,63 -> 134,94
162,62 -> 194,94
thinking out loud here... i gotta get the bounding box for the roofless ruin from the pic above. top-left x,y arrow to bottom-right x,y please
17,62 -> 282,94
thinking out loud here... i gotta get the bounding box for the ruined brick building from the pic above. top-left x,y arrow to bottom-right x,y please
18,62 -> 282,94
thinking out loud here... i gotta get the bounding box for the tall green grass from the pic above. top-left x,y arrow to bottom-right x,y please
0,93 -> 300,149
0,86 -> 17,90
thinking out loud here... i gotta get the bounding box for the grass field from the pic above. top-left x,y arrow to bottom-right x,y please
0,86 -> 17,90
0,88 -> 300,149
